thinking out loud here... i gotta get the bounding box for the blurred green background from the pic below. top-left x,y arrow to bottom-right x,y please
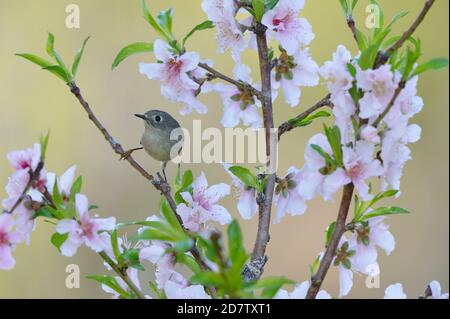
0,0 -> 448,298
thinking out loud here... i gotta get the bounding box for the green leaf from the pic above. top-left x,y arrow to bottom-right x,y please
111,42 -> 153,70
16,53 -> 53,68
324,125 -> 343,167
71,36 -> 90,77
15,53 -> 69,81
339,0 -> 350,16
39,131 -> 50,162
141,0 -> 174,43
160,198 -> 183,232
265,0 -> 279,10
137,227 -> 179,242
31,206 -> 54,219
411,58 -> 449,77
387,11 -> 408,29
227,220 -> 245,263
182,20 -> 215,46
87,275 -> 129,298
46,32 -> 55,57
174,169 -> 194,204
288,110 -> 331,128
228,166 -> 258,189
52,178 -> 63,208
358,44 -> 379,70
157,8 -> 174,33
176,253 -> 201,274
351,0 -> 359,11
251,277 -> 295,298
190,271 -> 226,287
361,206 -> 409,220
310,144 -> 335,168
197,236 -> 218,264
50,232 -> 68,251
355,28 -> 368,51
69,176 -> 82,201
325,222 -> 336,247
174,237 -> 194,253
309,254 -> 321,275
42,65 -> 71,83
252,0 -> 265,21
110,230 -> 120,260
120,248 -> 144,270
45,33 -> 70,79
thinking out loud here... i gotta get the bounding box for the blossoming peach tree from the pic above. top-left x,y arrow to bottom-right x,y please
2,0 -> 448,299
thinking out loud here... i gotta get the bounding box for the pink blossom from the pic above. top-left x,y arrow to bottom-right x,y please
101,268 -> 144,299
0,214 -> 24,270
7,143 -> 41,172
139,241 -> 186,290
380,122 -> 421,192
349,215 -> 395,273
342,141 -> 383,201
384,283 -> 407,299
299,134 -> 349,201
360,125 -> 380,144
320,45 -> 356,144
429,280 -> 449,299
273,166 -> 307,224
223,163 -> 258,220
356,65 -> 398,120
164,280 -> 211,299
139,39 -> 207,115
274,48 -> 319,107
201,0 -> 248,61
213,64 -> 262,128
46,165 -> 77,200
262,0 -> 314,55
177,172 -> 231,232
334,238 -> 355,297
320,45 -> 353,95
383,75 -> 423,128
55,194 -> 116,257
275,281 -> 331,299
2,170 -> 42,244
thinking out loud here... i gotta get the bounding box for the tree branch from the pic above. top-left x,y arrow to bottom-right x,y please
375,0 -> 436,66
277,94 -> 332,139
67,82 -> 211,276
198,62 -> 262,99
306,183 -> 354,299
373,80 -> 406,127
243,23 -> 276,281
3,161 -> 44,215
99,251 -> 146,299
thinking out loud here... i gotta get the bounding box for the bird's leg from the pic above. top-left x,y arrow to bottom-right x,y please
161,161 -> 168,183
120,147 -> 143,160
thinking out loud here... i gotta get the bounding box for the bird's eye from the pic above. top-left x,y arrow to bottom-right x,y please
154,115 -> 162,123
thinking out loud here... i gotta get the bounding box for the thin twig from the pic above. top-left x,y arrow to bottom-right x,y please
346,15 -> 359,45
67,82 -> 212,277
373,80 -> 405,127
243,23 -> 276,282
277,94 -> 332,139
99,251 -> 146,299
3,161 -> 44,215
198,62 -> 262,99
375,0 -> 436,66
306,183 -> 354,299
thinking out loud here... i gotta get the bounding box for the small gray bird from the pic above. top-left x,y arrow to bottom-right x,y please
121,110 -> 183,181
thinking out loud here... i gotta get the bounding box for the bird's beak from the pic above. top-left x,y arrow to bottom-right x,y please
134,113 -> 146,120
